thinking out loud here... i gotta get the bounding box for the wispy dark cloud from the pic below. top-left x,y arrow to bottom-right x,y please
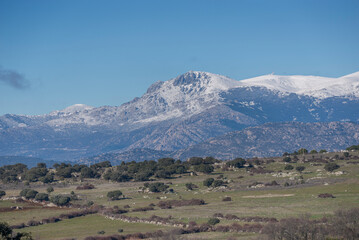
0,66 -> 30,89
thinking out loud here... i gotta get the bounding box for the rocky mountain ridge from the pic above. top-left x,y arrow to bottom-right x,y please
1,71 -> 358,161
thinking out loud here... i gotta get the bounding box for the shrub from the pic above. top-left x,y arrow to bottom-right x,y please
46,186 -> 54,193
212,180 -> 224,187
157,158 -> 175,167
107,190 -> 123,200
50,195 -> 71,206
203,178 -> 214,187
25,189 -> 39,199
185,182 -> 198,190
318,193 -> 335,198
295,166 -> 305,173
132,206 -> 154,212
158,199 -> 205,209
76,184 -> 95,190
80,167 -> 96,178
284,165 -> 294,170
35,193 -> 49,201
0,221 -> 12,238
40,174 -> 54,183
332,208 -> 359,240
262,215 -> 327,240
283,157 -> 291,162
145,182 -> 169,193
0,190 -> 5,199
19,189 -> 30,198
208,218 -> 220,225
154,169 -> 171,179
298,148 -> 308,155
19,189 -> 38,199
194,164 -> 214,174
265,181 -> 279,186
324,162 -> 340,172
188,157 -> 204,165
113,208 -> 128,214
226,158 -> 246,168
56,167 -> 73,179
27,220 -> 40,226
249,167 -> 272,174
222,196 -> 232,201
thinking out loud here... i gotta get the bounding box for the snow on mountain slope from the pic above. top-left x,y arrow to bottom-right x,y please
2,70 -> 359,161
239,71 -> 359,99
125,71 -> 242,124
59,104 -> 94,114
15,70 -> 359,128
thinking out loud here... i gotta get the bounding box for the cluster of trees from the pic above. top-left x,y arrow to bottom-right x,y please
284,162 -> 340,173
0,161 -> 111,184
19,188 -> 71,206
143,182 -> 170,193
0,163 -> 27,183
203,178 -> 224,188
346,144 -> 359,151
0,222 -> 33,240
189,157 -> 218,174
103,158 -> 192,182
0,156 -> 222,189
283,148 -> 328,156
54,162 -> 110,179
226,158 -> 246,168
50,195 -> 71,206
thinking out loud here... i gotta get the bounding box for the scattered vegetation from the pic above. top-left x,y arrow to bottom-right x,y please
0,221 -> 33,239
107,190 -> 123,201
0,146 -> 358,239
324,162 -> 340,172
143,182 -> 169,193
157,199 -> 205,209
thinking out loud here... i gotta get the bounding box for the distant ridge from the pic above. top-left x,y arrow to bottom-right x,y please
80,121 -> 359,164
1,71 -> 359,161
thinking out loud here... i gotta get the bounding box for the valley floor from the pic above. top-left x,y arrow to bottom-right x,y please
1,152 -> 359,239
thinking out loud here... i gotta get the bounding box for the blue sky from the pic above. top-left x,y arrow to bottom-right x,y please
0,0 -> 358,115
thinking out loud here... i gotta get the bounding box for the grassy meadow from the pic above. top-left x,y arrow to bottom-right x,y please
0,151 -> 358,239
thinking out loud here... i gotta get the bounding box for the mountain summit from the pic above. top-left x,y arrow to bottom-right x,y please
239,72 -> 359,99
0,70 -> 358,161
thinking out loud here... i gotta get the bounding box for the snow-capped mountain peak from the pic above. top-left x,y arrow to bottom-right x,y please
61,104 -> 94,113
171,71 -> 241,92
164,70 -> 359,99
35,70 -> 359,127
1,70 -> 359,162
238,72 -> 359,99
50,104 -> 94,116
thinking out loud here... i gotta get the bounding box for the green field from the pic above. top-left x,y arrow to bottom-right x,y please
1,152 -> 359,239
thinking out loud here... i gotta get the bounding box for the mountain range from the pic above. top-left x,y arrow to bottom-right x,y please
1,71 -> 359,163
